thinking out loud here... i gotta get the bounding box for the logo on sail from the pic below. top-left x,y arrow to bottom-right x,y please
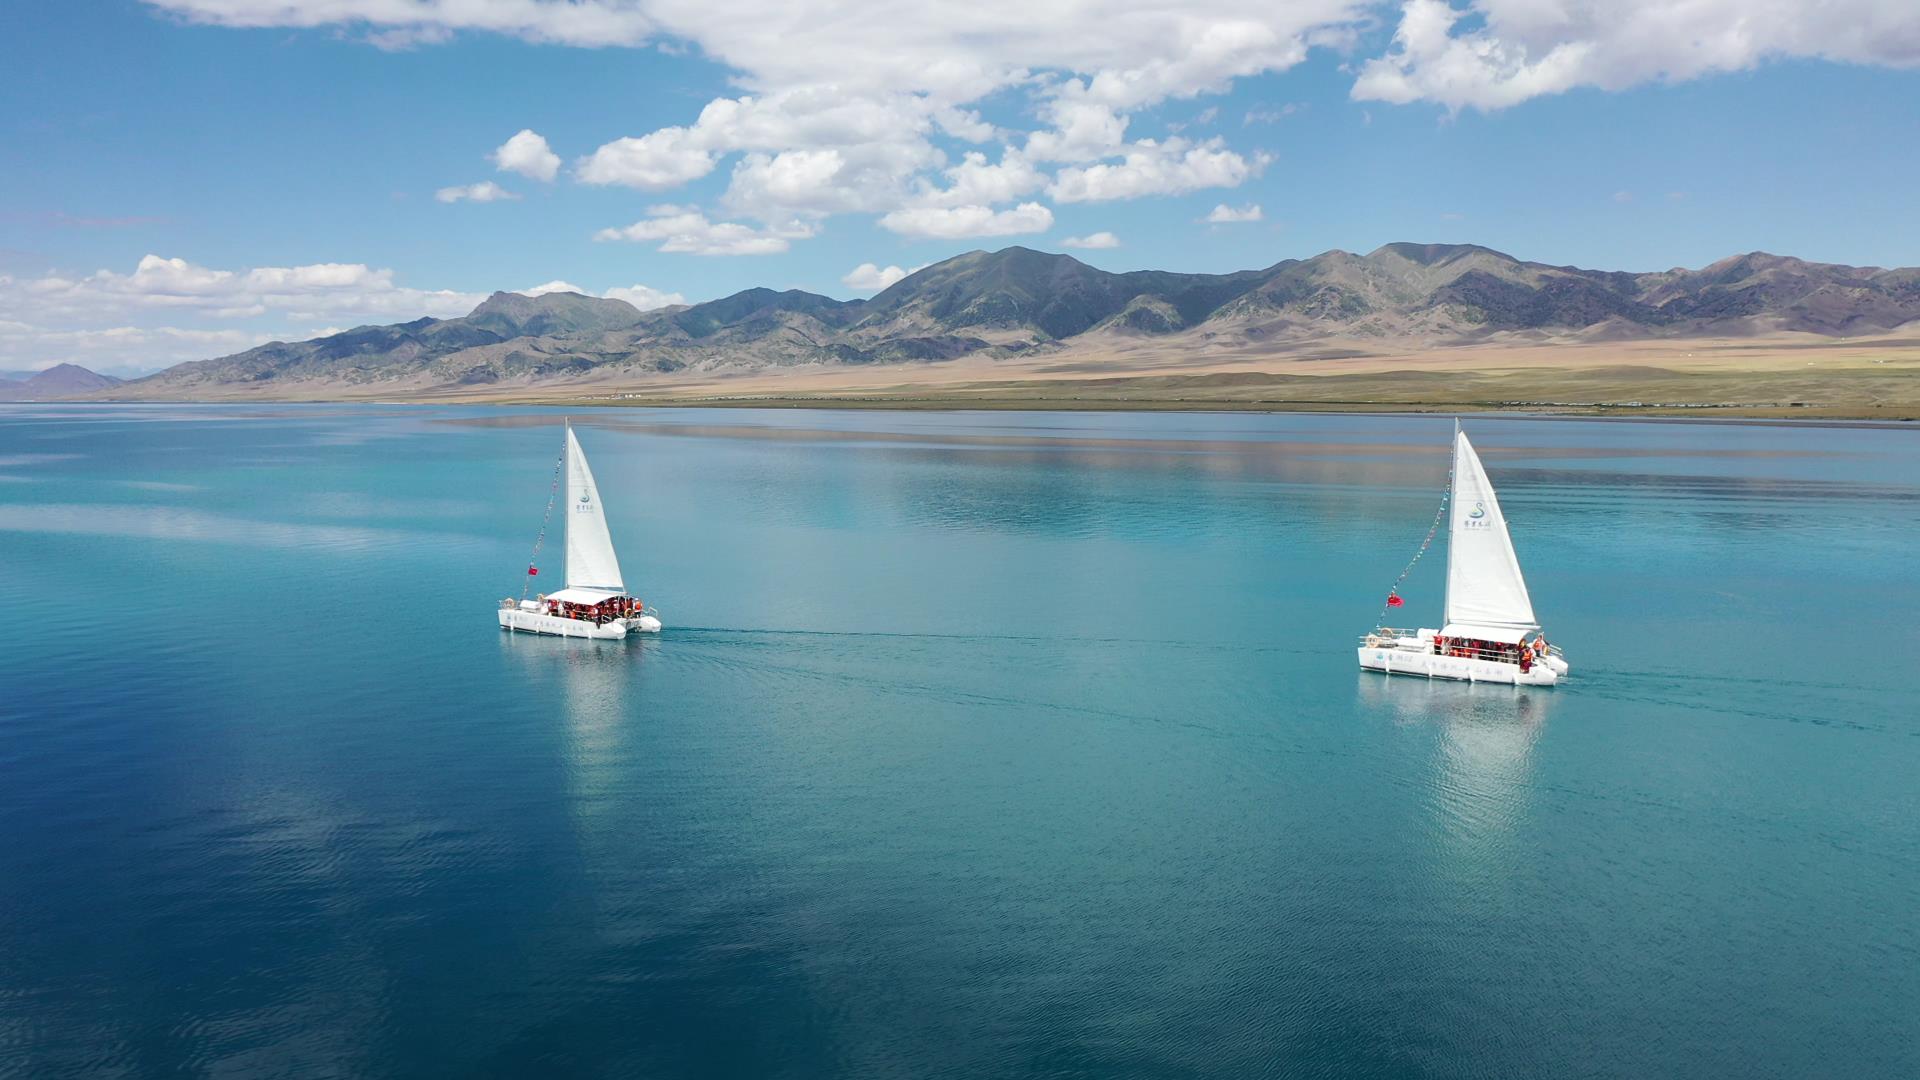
1462,500 -> 1490,528
575,492 -> 592,512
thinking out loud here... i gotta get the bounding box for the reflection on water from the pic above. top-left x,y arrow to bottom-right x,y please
1359,674 -> 1548,877
0,502 -> 445,551
2,405 -> 1917,1079
500,633 -> 648,820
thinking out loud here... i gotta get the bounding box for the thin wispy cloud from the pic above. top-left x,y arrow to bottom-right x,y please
1244,103 -> 1302,124
435,181 -> 519,203
1206,203 -> 1264,223
594,206 -> 815,255
1062,232 -> 1121,249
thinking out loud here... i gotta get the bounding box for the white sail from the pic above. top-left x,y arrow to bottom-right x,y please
563,426 -> 625,593
1443,429 -> 1536,633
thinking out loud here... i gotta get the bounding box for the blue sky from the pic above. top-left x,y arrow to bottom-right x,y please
3,0 -> 1918,374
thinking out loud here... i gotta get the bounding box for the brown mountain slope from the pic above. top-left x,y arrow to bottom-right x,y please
104,244 -> 1920,399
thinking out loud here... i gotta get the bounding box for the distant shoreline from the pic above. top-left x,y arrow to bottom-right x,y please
37,395 -> 1920,431
76,330 -> 1920,422
523,394 -> 1920,423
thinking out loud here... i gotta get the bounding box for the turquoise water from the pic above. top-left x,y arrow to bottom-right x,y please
1,405 -> 1915,1078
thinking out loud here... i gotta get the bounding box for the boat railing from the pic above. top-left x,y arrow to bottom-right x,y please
1360,627 -> 1561,665
1432,642 -> 1524,664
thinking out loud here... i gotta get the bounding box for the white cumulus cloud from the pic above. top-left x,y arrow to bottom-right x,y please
493,129 -> 562,181
145,0 -> 655,47
1353,0 -> 1920,113
5,255 -> 486,323
150,2 -> 1365,236
1024,101 -> 1132,163
146,0 -> 1920,247
482,3 -> 1361,229
1062,231 -> 1121,249
593,206 -> 816,255
435,180 -> 519,203
0,253 -> 702,374
910,149 -> 1047,208
518,280 -> 687,308
0,322 -> 279,377
603,283 -> 687,310
149,0 -> 1920,124
519,280 -> 587,296
1206,202 -> 1263,222
574,127 -> 717,189
1050,138 -> 1267,203
0,254 -> 491,373
878,202 -> 1054,240
841,263 -> 911,291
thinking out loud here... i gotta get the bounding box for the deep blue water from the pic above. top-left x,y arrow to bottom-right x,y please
1,405 -> 1916,1079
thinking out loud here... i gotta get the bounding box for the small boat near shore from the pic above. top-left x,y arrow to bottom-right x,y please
498,423 -> 661,639
1359,423 -> 1566,686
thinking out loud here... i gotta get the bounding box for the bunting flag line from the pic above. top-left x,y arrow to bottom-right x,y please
1376,446 -> 1456,626
520,452 -> 564,602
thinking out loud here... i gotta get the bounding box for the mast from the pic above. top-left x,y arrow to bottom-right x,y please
1442,418 -> 1458,623
562,420 -> 572,583
563,420 -> 573,583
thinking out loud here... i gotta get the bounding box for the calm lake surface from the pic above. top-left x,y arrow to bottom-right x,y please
1,405 -> 1916,1078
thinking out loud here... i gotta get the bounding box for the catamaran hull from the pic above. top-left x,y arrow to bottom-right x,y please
498,609 -> 631,639
1357,646 -> 1560,686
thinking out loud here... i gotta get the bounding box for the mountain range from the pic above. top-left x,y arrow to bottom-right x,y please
1,363 -> 125,400
64,244 -> 1920,398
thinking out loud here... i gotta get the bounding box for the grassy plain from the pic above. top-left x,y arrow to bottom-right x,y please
109,331 -> 1920,420
508,333 -> 1920,420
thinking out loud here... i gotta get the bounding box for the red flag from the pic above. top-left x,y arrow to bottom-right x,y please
528,565 -> 540,576
1386,593 -> 1404,608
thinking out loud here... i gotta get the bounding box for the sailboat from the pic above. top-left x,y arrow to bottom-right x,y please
1358,424 -> 1566,686
498,423 -> 662,639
